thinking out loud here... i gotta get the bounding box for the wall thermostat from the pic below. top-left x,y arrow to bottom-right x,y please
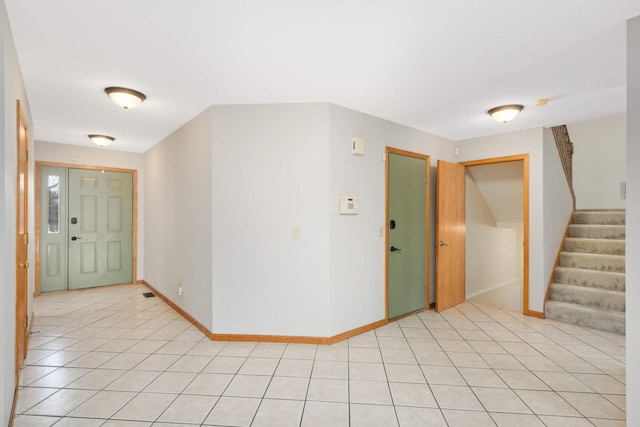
340,196 -> 359,214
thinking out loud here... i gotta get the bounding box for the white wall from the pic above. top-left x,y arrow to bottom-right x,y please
34,141 -> 145,279
210,104 -> 331,336
456,128 -> 545,312
542,127 -> 574,292
569,115 -> 626,209
150,102 -> 452,338
465,173 -> 522,312
144,107 -> 213,330
1,4 -> 33,424
327,104 -> 452,335
626,14 -> 640,426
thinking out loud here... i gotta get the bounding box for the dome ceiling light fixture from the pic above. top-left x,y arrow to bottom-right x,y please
104,87 -> 146,109
488,104 -> 524,123
88,134 -> 115,147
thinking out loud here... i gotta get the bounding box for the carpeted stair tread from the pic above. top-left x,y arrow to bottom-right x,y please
554,267 -> 625,292
545,301 -> 625,334
546,209 -> 625,334
574,211 -> 625,225
564,237 -> 625,255
559,252 -> 625,273
549,283 -> 625,312
568,224 -> 625,240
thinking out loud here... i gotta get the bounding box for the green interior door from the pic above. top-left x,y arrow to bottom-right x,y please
67,168 -> 133,289
388,152 -> 428,319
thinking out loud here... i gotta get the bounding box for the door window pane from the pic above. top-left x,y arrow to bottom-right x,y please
48,175 -> 60,233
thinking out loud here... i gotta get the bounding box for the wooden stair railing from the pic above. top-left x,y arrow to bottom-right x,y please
551,124 -> 576,209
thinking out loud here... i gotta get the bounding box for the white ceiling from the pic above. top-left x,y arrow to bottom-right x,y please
5,1 -> 640,153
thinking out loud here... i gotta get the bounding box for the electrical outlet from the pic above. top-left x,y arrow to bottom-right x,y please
178,282 -> 183,296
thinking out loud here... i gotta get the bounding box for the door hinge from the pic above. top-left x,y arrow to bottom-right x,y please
25,150 -> 29,162
19,261 -> 29,268
24,315 -> 28,328
24,233 -> 29,245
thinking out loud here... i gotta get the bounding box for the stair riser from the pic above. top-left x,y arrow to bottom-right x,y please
545,303 -> 625,334
550,285 -> 625,312
555,268 -> 625,292
574,212 -> 625,225
564,238 -> 625,256
568,225 -> 625,240
560,253 -> 625,273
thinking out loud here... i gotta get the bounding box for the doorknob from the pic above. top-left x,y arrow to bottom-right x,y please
390,246 -> 402,253
436,241 -> 448,247
71,236 -> 82,241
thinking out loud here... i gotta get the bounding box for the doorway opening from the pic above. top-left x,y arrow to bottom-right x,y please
35,162 -> 137,295
460,155 -> 530,314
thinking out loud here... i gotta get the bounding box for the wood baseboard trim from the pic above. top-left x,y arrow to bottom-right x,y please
326,319 -> 388,344
9,386 -> 18,427
143,281 -> 214,338
9,310 -> 34,426
211,319 -> 388,345
143,281 -> 387,345
135,279 -> 144,285
526,310 -> 545,319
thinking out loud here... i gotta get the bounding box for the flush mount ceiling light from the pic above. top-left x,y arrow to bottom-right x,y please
104,87 -> 146,109
88,134 -> 115,147
488,104 -> 524,123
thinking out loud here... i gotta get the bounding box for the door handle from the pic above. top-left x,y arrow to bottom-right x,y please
390,246 -> 402,253
71,236 -> 82,241
436,241 -> 448,247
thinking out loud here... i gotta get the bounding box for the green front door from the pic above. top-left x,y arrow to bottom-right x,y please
388,151 -> 428,319
68,168 -> 133,289
40,167 -> 133,292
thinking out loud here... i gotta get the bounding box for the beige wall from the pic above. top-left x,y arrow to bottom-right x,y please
569,114 -> 626,209
144,107 -> 213,331
465,173 -> 523,312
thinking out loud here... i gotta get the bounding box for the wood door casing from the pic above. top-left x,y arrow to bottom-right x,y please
460,154 -> 530,315
435,160 -> 465,312
35,162 -> 139,296
16,100 -> 29,384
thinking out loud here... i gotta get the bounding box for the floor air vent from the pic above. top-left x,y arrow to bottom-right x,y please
142,292 -> 156,298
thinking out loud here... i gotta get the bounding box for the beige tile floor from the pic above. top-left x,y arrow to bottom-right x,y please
13,284 -> 626,426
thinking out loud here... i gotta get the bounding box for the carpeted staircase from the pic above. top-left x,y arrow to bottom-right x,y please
545,210 -> 625,334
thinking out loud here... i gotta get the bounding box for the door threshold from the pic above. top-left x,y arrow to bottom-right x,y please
389,307 -> 427,322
